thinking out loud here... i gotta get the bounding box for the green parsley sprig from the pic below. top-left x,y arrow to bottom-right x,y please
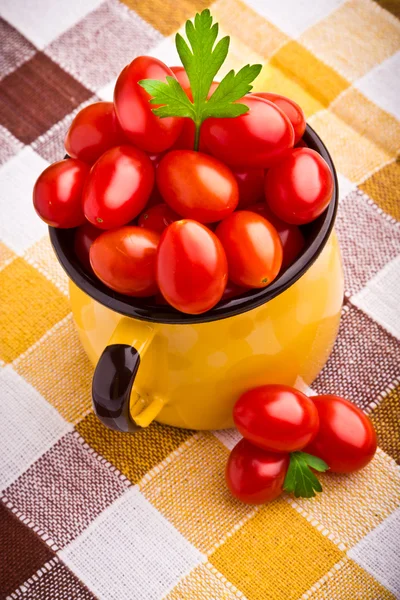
139,9 -> 262,150
284,452 -> 329,498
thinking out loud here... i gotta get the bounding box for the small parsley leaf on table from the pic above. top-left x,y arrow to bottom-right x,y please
284,452 -> 329,499
138,9 -> 262,150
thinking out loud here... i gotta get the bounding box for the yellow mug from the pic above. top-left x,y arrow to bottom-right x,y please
51,126 -> 343,433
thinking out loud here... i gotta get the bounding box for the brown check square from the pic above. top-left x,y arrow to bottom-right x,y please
312,305 -> 400,410
0,18 -> 36,81
0,502 -> 55,598
0,52 -> 91,144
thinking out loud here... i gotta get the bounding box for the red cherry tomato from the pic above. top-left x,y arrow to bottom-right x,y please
216,211 -> 282,288
90,226 -> 160,296
265,148 -> 334,225
305,395 -> 377,473
296,138 -> 307,148
33,159 -> 89,228
202,95 -> 294,168
170,66 -> 193,101
114,56 -> 184,153
234,385 -> 319,453
233,168 -> 265,209
226,439 -> 289,504
138,203 -> 179,234
156,220 -> 228,314
157,150 -> 238,223
74,221 -> 102,271
83,145 -> 154,230
247,203 -> 305,270
65,102 -> 126,165
253,92 -> 306,145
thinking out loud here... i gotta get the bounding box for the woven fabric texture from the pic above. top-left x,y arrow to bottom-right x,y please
0,0 -> 399,598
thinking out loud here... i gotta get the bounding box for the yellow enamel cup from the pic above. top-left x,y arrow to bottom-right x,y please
50,126 -> 343,433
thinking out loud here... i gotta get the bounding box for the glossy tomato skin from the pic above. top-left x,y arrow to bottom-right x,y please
226,439 -> 289,504
253,92 -> 306,145
265,148 -> 334,225
83,145 -> 154,230
138,203 -> 179,234
90,226 -> 160,296
114,56 -> 184,153
233,168 -> 265,209
156,220 -> 228,314
65,102 -> 126,165
305,395 -> 377,473
74,221 -> 102,271
234,385 -> 319,453
247,203 -> 305,270
202,95 -> 294,169
157,150 -> 239,223
33,159 -> 89,228
216,211 -> 282,288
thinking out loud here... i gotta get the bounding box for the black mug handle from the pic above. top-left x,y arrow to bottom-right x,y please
91,319 -> 161,433
92,344 -> 141,433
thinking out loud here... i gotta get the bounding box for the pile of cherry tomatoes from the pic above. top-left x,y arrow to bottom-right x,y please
33,56 -> 334,315
226,386 -> 377,504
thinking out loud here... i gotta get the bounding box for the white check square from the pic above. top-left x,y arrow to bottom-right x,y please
0,367 -> 71,490
0,0 -> 104,49
60,487 -> 204,600
244,0 -> 345,37
0,148 -> 48,254
349,508 -> 400,598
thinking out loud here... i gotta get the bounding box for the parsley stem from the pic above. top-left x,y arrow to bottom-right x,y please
193,119 -> 201,151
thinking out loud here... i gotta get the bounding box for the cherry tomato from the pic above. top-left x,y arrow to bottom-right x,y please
74,221 -> 102,271
234,385 -> 319,453
305,395 -> 377,473
90,226 -> 160,296
220,281 -> 249,302
147,152 -> 164,168
157,150 -> 238,223
83,145 -> 154,230
170,66 -> 193,101
265,148 -> 333,225
114,56 -> 184,153
216,211 -> 282,288
226,439 -> 289,504
33,159 -> 89,228
202,95 -> 294,168
253,92 -> 306,145
233,168 -> 265,209
247,203 -> 305,270
156,220 -> 228,314
65,102 -> 126,165
296,138 -> 307,148
138,203 -> 179,234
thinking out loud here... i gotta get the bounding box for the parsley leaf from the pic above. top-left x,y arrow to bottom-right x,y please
138,9 -> 262,150
284,452 -> 329,499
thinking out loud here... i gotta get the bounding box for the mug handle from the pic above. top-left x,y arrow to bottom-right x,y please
92,318 -> 164,433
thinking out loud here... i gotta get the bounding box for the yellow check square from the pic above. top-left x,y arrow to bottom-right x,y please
300,0 -> 400,82
309,110 -> 394,183
165,563 -> 239,599
13,314 -> 93,424
140,434 -> 255,553
360,159 -> 400,222
209,500 -> 344,600
0,258 -> 70,363
270,41 -> 349,107
76,412 -> 193,484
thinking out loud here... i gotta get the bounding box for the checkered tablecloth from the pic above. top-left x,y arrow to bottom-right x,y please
1,0 -> 400,598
